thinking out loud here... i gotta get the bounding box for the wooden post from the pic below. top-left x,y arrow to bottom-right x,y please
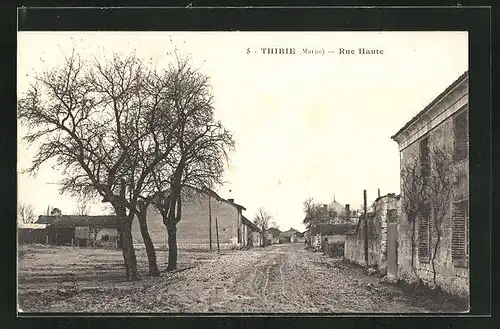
215,217 -> 220,254
364,189 -> 369,268
209,194 -> 213,252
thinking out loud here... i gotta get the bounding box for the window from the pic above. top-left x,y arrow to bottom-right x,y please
418,203 -> 431,263
452,199 -> 469,267
419,137 -> 430,183
453,110 -> 468,161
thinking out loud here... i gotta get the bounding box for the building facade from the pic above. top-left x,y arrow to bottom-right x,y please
131,186 -> 250,250
36,215 -> 120,248
391,71 -> 469,298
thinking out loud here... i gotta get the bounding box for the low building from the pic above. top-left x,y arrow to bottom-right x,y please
310,222 -> 356,252
37,215 -> 120,248
391,71 -> 469,298
280,228 -> 300,243
132,186 -> 249,250
264,227 -> 282,245
18,223 -> 51,245
242,216 -> 262,247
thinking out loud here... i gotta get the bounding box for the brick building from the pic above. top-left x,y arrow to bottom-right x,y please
131,186 -> 254,250
391,71 -> 469,297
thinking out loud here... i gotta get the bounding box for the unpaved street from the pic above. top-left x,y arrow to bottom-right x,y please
18,243 -> 463,313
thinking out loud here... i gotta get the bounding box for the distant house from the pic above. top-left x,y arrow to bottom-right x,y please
280,228 -> 300,243
18,223 -> 51,245
310,222 -> 357,251
391,71 -> 469,298
37,215 -> 121,248
132,185 -> 251,250
264,227 -> 282,245
242,216 -> 262,247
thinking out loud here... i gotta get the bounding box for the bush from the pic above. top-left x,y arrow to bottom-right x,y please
326,241 -> 345,257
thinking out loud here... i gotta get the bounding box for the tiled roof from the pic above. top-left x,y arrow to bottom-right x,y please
391,70 -> 469,141
242,215 -> 261,232
37,215 -> 120,228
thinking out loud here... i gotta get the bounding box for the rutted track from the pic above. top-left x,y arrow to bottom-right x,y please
18,243 -> 461,313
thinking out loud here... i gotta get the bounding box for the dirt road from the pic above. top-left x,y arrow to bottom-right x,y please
18,243 -> 464,313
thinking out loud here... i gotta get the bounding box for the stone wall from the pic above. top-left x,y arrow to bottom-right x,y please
344,194 -> 399,272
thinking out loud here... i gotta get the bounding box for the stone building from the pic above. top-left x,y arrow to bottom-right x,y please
131,186 -> 254,250
391,71 -> 469,298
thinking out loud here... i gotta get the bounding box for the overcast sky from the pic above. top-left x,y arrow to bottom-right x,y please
17,31 -> 468,231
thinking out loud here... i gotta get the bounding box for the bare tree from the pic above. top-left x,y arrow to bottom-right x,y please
401,145 -> 466,284
254,207 -> 273,246
73,199 -> 91,216
17,50 -> 176,281
400,151 -> 427,273
302,198 -> 331,230
427,145 -> 466,285
145,55 -> 235,271
18,202 -> 36,223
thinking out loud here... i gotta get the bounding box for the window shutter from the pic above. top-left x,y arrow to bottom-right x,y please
418,204 -> 431,262
453,110 -> 468,161
452,200 -> 468,267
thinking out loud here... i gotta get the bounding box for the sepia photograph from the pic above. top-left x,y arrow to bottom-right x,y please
17,30 -> 469,313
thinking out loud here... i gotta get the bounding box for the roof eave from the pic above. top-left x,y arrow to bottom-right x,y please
390,70 -> 468,142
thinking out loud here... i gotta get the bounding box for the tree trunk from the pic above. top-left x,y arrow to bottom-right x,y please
431,222 -> 441,286
166,223 -> 178,271
119,213 -> 139,281
410,219 -> 416,270
138,206 -> 160,277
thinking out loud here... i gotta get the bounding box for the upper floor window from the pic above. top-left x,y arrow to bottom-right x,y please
453,109 -> 468,161
419,136 -> 430,182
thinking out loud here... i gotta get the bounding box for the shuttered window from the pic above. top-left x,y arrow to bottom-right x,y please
452,199 -> 469,267
418,203 -> 431,263
419,137 -> 430,183
453,110 -> 468,161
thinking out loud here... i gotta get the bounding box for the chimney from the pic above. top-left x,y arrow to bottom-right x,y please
378,189 -> 381,197
345,204 -> 350,214
228,198 -> 234,203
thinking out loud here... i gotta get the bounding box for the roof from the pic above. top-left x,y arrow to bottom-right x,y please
242,216 -> 261,232
391,70 -> 469,141
280,228 -> 299,238
37,215 -> 120,228
180,185 -> 247,211
18,223 -> 51,230
311,223 -> 357,236
265,227 -> 282,237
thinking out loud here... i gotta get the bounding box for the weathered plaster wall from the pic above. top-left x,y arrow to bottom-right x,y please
398,110 -> 469,298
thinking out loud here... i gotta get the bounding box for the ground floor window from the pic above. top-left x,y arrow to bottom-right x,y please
452,199 -> 469,268
418,203 -> 431,263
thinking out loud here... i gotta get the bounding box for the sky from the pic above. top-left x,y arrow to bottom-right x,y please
17,31 -> 468,231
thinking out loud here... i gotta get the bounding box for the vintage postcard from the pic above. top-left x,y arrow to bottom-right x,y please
17,30 -> 469,313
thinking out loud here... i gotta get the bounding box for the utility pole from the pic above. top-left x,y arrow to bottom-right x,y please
209,194 -> 212,252
215,217 -> 220,254
364,189 -> 369,268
